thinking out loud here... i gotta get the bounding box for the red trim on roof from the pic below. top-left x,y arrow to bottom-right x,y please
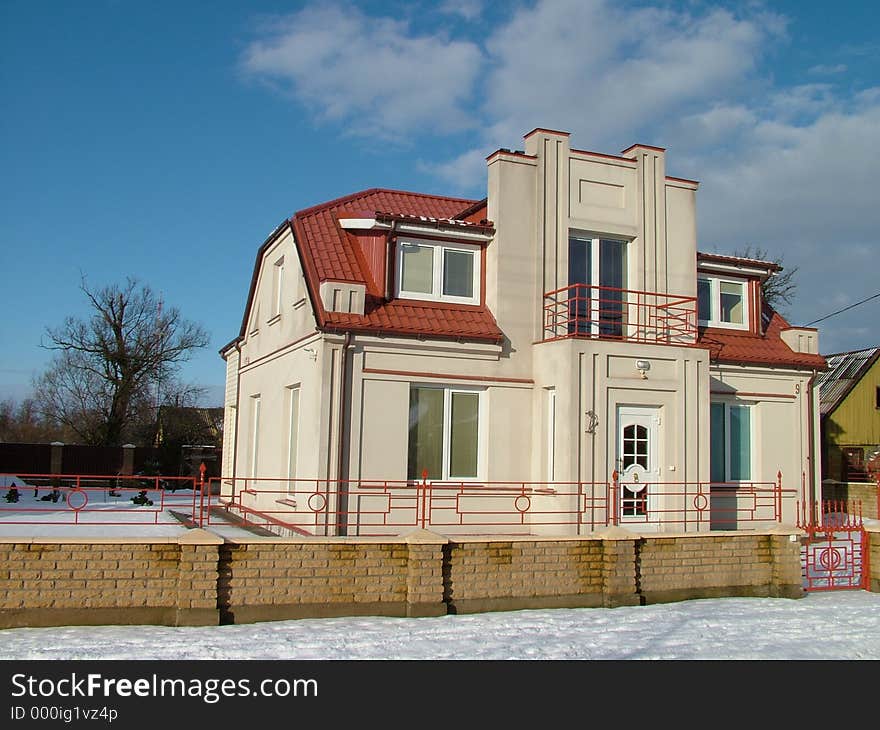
375,210 -> 494,233
697,251 -> 782,272
570,148 -> 636,163
621,143 -> 666,155
666,175 -> 700,185
486,149 -> 538,162
524,127 -> 570,138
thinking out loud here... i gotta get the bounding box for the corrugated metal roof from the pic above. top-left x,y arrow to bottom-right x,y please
817,347 -> 880,415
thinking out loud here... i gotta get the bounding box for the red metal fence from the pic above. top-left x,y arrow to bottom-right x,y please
1,470 -> 799,535
203,473 -> 795,536
797,500 -> 868,591
0,472 -> 200,526
543,283 -> 697,345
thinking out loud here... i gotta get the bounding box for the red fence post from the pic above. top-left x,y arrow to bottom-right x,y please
420,469 -> 428,530
611,470 -> 619,527
776,470 -> 783,523
198,462 -> 207,528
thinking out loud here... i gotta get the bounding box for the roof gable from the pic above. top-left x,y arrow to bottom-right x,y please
234,189 -> 504,347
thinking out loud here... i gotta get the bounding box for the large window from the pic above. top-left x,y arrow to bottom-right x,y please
407,386 -> 481,480
568,234 -> 627,336
397,238 -> 480,304
710,402 -> 752,482
698,276 -> 748,330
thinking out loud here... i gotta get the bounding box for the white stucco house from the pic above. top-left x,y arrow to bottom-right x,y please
219,128 -> 826,536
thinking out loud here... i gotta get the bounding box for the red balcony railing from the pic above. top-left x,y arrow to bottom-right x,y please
543,283 -> 697,345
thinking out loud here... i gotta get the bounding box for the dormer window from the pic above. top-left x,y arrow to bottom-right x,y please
698,275 -> 748,330
397,237 -> 480,305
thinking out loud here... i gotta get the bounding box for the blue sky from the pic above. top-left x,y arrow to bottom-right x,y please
2,0 -> 878,405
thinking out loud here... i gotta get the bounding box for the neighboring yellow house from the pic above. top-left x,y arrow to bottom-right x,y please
818,347 -> 880,483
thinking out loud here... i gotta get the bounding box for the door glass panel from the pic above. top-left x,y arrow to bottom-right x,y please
621,424 -> 648,470
599,239 -> 626,336
622,485 -> 647,516
568,237 -> 591,334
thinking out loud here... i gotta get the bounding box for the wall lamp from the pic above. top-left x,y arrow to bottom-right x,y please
636,359 -> 651,379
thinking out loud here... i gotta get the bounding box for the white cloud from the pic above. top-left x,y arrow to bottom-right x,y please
476,0 -> 782,152
419,147 -> 488,191
696,97 -> 880,330
240,1 -> 879,350
241,4 -> 483,138
809,63 -> 847,75
438,0 -> 484,21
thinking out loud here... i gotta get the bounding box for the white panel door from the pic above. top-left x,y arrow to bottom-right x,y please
617,406 -> 661,527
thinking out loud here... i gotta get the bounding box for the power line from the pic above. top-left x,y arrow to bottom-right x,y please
804,291 -> 880,326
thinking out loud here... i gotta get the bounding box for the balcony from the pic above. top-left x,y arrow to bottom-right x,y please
543,284 -> 697,345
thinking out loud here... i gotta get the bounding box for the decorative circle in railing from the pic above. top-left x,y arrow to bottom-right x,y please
818,547 -> 843,571
66,489 -> 88,511
307,492 -> 327,513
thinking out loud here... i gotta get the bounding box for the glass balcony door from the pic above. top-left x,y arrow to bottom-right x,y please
568,235 -> 627,337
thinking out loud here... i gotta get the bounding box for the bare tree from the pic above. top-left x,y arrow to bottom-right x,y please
734,246 -> 798,311
35,277 -> 210,446
0,397 -> 68,443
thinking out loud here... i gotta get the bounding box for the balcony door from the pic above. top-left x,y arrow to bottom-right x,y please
568,235 -> 627,337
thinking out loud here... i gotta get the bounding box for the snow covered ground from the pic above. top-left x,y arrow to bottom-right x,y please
1,591 -> 878,660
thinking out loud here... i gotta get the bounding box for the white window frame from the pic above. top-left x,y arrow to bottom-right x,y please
249,395 -> 261,481
286,385 -> 300,493
408,385 -> 485,482
396,237 -> 481,305
711,401 -> 755,482
546,388 -> 556,482
698,275 -> 749,330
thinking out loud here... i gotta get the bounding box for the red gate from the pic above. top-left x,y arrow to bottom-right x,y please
798,501 -> 868,591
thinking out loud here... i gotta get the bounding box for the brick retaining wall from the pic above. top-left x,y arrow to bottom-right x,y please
0,526 -> 835,629
868,527 -> 880,593
218,531 -> 445,623
0,531 -> 221,628
823,481 -> 879,520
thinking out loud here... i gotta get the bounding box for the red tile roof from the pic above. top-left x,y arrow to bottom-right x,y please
698,308 -> 826,369
290,188 -> 503,343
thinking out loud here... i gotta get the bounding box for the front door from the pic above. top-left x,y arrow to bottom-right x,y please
617,406 -> 661,527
